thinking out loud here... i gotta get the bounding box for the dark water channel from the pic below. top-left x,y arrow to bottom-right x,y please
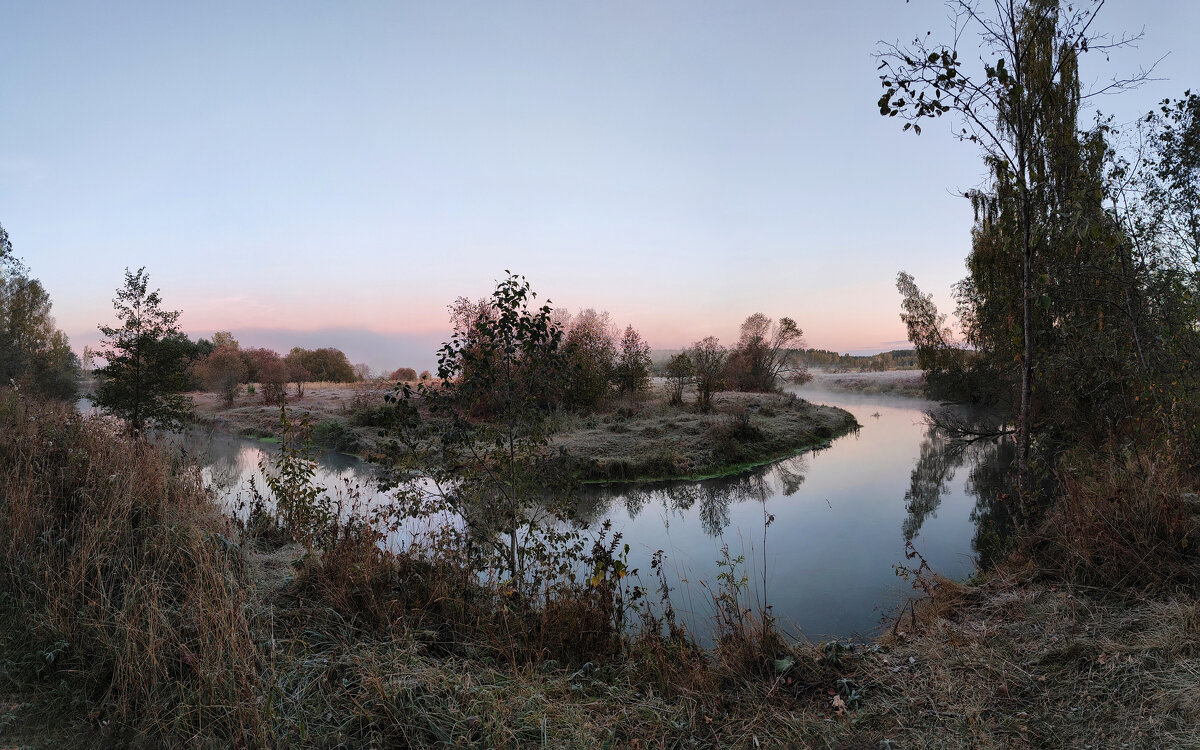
179,386 -> 1015,641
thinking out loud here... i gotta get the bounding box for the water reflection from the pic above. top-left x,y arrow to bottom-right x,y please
578,455 -> 809,537
901,420 -> 1018,568
965,439 -> 1019,569
158,387 -> 1016,640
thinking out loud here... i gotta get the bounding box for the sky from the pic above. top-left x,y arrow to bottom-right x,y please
2,0 -> 1197,373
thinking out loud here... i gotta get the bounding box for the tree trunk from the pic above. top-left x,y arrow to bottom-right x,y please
1019,201 -> 1033,498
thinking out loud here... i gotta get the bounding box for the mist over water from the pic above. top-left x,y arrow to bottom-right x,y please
186,385 -> 1014,641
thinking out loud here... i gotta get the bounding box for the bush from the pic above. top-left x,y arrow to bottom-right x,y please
313,418 -> 360,453
1033,440 -> 1198,590
350,404 -> 393,428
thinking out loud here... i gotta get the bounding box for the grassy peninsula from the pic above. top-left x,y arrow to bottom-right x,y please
189,379 -> 859,483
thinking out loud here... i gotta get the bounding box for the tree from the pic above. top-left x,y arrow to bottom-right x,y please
895,272 -> 972,398
0,223 -> 11,268
95,268 -> 193,435
726,313 -> 808,392
239,347 -> 279,384
390,367 -> 417,381
198,345 -> 248,407
284,349 -> 312,398
689,336 -> 727,412
385,273 -> 571,588
613,324 -> 652,396
877,0 -> 1146,491
0,223 -> 79,399
353,362 -> 372,380
259,354 -> 289,405
563,308 -> 616,410
289,346 -> 356,383
0,273 -> 79,400
210,330 -> 238,350
665,352 -> 695,406
1137,92 -> 1200,266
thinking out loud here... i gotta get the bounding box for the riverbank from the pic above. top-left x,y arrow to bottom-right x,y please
552,389 -> 858,483
4,391 -> 1198,748
189,380 -> 860,483
188,380 -> 390,454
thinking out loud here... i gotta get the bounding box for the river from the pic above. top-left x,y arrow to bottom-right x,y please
175,384 -> 1015,641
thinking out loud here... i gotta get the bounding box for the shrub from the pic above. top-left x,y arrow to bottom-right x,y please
563,308 -> 617,410
259,407 -> 335,551
313,418 -> 360,453
665,352 -> 694,406
1033,440 -> 1198,590
726,313 -> 808,393
289,347 -> 357,382
239,347 -> 280,384
690,337 -> 727,412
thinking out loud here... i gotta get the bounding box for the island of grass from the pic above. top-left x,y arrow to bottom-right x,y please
188,380 -> 858,483
550,387 -> 858,483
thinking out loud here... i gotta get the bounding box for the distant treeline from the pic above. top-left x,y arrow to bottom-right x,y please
651,348 -> 918,373
793,348 -> 919,371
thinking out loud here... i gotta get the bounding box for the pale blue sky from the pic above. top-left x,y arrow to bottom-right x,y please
2,1 -> 1195,371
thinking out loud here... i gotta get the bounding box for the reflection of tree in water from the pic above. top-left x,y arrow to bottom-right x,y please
168,430 -> 246,495
901,424 -> 963,542
579,456 -> 808,536
966,439 -> 1018,568
901,415 -> 1018,567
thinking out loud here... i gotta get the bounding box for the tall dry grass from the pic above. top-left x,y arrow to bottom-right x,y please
1031,438 -> 1198,590
0,390 -> 263,743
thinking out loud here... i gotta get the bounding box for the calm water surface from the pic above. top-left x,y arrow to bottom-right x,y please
182,386 -> 1014,640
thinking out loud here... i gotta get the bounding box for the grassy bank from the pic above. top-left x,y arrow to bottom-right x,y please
191,380 -> 860,483
189,380 -> 389,456
551,389 -> 858,483
4,390 -> 1198,748
0,391 -> 263,746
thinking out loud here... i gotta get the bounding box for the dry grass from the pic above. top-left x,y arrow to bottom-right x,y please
247,550 -> 1200,748
849,565 -> 1200,748
191,380 -> 394,451
1030,440 -> 1200,591
0,390 -> 263,745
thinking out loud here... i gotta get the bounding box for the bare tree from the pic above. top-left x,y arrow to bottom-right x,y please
727,313 -> 809,392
